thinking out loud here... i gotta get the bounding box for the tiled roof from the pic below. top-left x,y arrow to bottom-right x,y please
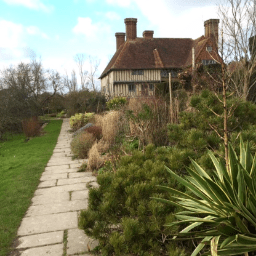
100,36 -> 214,78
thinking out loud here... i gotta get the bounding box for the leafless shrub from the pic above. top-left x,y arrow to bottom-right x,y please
22,116 -> 41,138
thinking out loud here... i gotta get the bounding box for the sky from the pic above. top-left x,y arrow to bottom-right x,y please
0,0 -> 220,89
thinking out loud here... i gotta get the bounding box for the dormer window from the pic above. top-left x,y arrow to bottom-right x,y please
206,46 -> 212,52
132,70 -> 144,75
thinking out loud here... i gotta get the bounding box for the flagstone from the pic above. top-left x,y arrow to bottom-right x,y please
26,200 -> 87,216
17,231 -> 63,248
20,244 -> 63,256
67,229 -> 98,255
57,177 -> 96,186
18,212 -> 78,236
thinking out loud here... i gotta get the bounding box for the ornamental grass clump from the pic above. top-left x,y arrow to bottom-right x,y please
71,132 -> 95,159
155,139 -> 256,256
102,111 -> 121,144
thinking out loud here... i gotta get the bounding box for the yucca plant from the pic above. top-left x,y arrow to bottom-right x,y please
155,139 -> 256,256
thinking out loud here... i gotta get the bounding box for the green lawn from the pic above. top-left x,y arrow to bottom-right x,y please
0,120 -> 62,256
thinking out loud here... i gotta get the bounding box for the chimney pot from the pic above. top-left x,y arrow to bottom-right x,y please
124,18 -> 137,40
143,30 -> 154,39
115,32 -> 125,51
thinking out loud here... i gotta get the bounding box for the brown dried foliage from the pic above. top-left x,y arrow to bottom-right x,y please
22,116 -> 41,138
102,111 -> 120,144
96,139 -> 110,154
93,114 -> 104,127
88,142 -> 105,171
128,97 -> 169,147
86,126 -> 102,140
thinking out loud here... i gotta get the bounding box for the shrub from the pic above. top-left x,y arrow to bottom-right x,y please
92,114 -> 104,127
106,97 -> 127,110
88,142 -> 105,171
127,97 -> 169,147
167,90 -> 256,173
69,112 -> 95,131
56,110 -> 66,118
96,139 -> 110,154
71,132 -> 96,159
102,111 -> 121,144
86,126 -> 102,140
156,139 -> 256,256
79,144 -> 193,255
22,116 -> 41,138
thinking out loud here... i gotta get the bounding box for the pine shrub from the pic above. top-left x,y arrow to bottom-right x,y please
79,144 -> 193,255
168,90 -> 256,173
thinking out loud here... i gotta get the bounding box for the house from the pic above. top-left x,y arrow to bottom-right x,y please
100,18 -> 222,98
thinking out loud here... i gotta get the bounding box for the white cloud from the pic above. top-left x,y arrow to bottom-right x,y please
73,17 -> 112,40
3,0 -> 54,12
73,17 -> 99,38
0,20 -> 24,48
0,20 -> 48,64
131,0 -> 218,39
106,0 -> 132,7
105,11 -> 121,20
26,26 -> 50,39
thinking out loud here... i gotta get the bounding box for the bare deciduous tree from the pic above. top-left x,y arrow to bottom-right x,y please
74,53 -> 88,90
87,56 -> 100,91
219,0 -> 256,100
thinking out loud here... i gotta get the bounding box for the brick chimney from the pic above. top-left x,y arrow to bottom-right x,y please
204,19 -> 219,43
124,18 -> 137,40
143,30 -> 154,39
115,32 -> 125,50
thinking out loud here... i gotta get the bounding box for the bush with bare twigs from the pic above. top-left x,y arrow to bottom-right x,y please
86,126 -> 102,140
127,97 -> 169,147
22,117 -> 42,138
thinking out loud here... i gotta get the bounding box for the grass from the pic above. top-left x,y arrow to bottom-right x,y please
0,120 -> 62,256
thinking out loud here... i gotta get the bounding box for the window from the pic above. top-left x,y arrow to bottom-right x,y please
129,84 -> 136,92
206,46 -> 212,52
149,84 -> 154,91
161,69 -> 177,78
132,70 -> 144,75
202,59 -> 216,65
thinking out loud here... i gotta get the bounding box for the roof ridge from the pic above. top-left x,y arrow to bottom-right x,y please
153,48 -> 164,68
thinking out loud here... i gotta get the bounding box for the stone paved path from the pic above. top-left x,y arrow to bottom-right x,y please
13,119 -> 99,256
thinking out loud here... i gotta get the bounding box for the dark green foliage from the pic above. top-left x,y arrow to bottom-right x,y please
168,90 -> 256,174
79,144 -> 191,255
64,90 -> 106,116
80,91 -> 256,255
